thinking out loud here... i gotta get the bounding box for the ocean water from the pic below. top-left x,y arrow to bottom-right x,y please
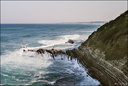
1,23 -> 102,85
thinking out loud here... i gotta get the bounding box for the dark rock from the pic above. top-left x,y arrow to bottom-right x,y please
36,49 -> 45,54
66,39 -> 74,44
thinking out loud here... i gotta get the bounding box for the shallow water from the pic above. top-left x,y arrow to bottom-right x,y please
1,23 -> 102,85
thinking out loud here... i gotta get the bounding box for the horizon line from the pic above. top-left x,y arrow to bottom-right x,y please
0,21 -> 106,24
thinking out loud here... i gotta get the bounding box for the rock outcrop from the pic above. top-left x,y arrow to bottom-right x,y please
80,10 -> 128,76
65,39 -> 74,44
66,10 -> 128,85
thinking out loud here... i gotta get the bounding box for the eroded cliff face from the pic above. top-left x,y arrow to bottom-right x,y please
79,10 -> 128,77
79,46 -> 128,76
66,46 -> 128,85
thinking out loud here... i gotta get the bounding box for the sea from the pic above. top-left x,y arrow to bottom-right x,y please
1,23 -> 103,85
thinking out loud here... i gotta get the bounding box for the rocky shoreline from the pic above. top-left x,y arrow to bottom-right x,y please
27,46 -> 127,85
65,47 -> 128,86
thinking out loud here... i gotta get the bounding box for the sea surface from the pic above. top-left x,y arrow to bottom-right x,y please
1,23 -> 103,85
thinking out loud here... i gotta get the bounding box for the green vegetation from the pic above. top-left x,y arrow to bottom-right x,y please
81,10 -> 128,60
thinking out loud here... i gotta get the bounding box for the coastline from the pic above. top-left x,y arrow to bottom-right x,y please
34,40 -> 128,85
64,46 -> 128,86
1,10 -> 127,85
62,10 -> 128,86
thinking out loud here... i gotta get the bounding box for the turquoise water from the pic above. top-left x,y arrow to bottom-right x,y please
1,23 -> 102,85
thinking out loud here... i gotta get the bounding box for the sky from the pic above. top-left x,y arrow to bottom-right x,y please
1,1 -> 127,24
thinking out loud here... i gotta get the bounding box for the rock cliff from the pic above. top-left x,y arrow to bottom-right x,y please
66,10 -> 128,85
80,10 -> 128,76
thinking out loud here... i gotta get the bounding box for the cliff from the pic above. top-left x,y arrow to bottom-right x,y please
66,10 -> 128,85
80,10 -> 128,75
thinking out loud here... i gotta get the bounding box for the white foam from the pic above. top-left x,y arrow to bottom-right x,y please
60,34 -> 80,40
79,34 -> 90,41
1,48 -> 52,71
70,57 -> 101,85
1,48 -> 52,85
38,34 -> 80,48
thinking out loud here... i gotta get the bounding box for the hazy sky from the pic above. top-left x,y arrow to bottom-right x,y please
1,1 -> 127,24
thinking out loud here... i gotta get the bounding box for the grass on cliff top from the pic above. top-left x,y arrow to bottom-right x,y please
81,10 -> 128,60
